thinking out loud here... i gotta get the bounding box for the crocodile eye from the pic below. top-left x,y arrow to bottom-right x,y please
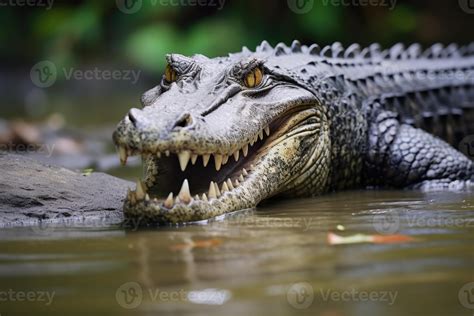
164,64 -> 178,83
244,67 -> 263,88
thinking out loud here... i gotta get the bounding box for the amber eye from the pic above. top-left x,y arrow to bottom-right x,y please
244,67 -> 263,88
164,64 -> 178,83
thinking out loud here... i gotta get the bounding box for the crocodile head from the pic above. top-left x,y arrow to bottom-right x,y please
113,42 -> 332,224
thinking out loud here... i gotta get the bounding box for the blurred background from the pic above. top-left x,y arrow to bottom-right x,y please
0,0 -> 473,177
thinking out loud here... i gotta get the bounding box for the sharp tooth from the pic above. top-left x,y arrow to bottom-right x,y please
136,180 -> 146,200
214,154 -> 223,171
259,130 -> 264,140
221,182 -> 229,192
119,147 -> 128,166
156,152 -> 161,158
178,179 -> 192,204
253,135 -> 258,144
145,194 -> 150,201
250,138 -> 255,146
233,150 -> 239,161
222,155 -> 229,165
178,151 -> 191,171
164,193 -> 174,208
242,168 -> 248,176
242,144 -> 248,157
234,179 -> 240,187
208,182 -> 217,199
227,179 -> 234,190
214,182 -> 221,197
195,194 -> 200,200
202,154 -> 210,167
191,154 -> 198,165
202,193 -> 208,201
165,150 -> 170,157
130,191 -> 137,205
239,174 -> 244,182
264,126 -> 270,136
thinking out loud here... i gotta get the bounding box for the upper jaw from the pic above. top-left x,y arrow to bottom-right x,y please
115,124 -> 271,168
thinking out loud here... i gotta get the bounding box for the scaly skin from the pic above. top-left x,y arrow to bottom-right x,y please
113,41 -> 474,225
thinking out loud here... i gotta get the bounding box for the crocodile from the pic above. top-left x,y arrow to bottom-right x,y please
113,41 -> 474,225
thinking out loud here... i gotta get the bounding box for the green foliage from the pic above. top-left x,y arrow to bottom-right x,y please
387,5 -> 417,34
297,2 -> 344,41
125,24 -> 180,72
0,0 -> 466,77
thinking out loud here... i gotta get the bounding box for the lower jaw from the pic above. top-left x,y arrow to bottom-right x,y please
123,186 -> 257,225
123,148 -> 285,225
122,144 -> 309,225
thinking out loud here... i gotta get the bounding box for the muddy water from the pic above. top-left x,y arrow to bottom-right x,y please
0,190 -> 473,316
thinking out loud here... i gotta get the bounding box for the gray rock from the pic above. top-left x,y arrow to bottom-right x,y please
0,152 -> 131,227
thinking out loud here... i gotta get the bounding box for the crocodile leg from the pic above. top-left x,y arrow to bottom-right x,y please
365,108 -> 473,189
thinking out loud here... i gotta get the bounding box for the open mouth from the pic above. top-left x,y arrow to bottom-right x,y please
117,125 -> 272,210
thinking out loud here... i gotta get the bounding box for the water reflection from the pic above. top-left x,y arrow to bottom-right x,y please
0,190 -> 472,315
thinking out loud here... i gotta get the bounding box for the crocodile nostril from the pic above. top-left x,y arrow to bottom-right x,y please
174,113 -> 194,128
128,109 -> 140,126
